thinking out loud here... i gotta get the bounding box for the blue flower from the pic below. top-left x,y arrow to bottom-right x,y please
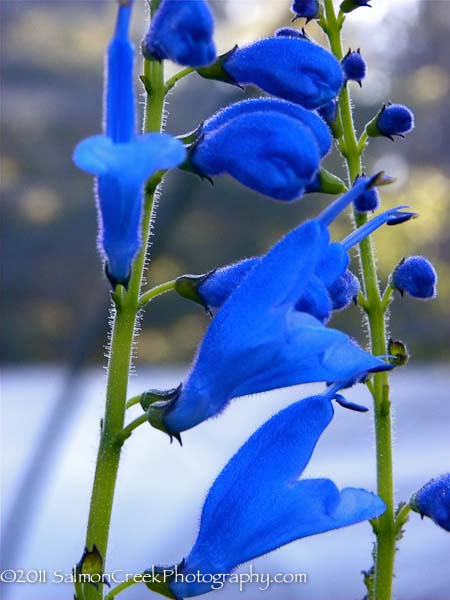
342,49 -> 367,87
203,37 -> 343,110
392,256 -> 437,299
200,98 -> 332,157
175,200 -> 414,321
73,1 -> 186,287
367,103 -> 415,140
410,474 -> 450,532
142,0 -> 216,67
143,179 -> 397,438
146,390 -> 385,598
189,111 -> 321,201
353,175 -> 380,212
291,0 -> 320,22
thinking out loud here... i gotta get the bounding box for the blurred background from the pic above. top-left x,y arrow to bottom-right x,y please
1,1 -> 449,599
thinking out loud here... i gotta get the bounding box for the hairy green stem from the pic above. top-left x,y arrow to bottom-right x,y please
116,413 -> 148,446
104,575 -> 144,600
165,67 -> 195,92
323,2 -> 396,599
80,13 -> 165,600
139,279 -> 176,308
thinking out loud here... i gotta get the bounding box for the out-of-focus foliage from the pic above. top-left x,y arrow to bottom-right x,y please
1,0 -> 449,364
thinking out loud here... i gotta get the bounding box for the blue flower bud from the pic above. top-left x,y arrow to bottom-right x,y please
201,98 -> 332,157
142,0 -> 216,67
202,37 -> 343,110
353,175 -> 380,212
342,48 -> 367,87
146,391 -> 385,598
410,474 -> 450,532
367,103 -> 415,140
275,27 -> 311,41
291,0 -> 320,22
392,256 -> 437,299
190,111 -> 321,201
328,270 -> 360,310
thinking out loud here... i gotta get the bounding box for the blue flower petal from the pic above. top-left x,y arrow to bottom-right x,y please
167,393 -> 385,598
191,111 -> 321,201
202,98 -> 332,157
224,37 -> 343,109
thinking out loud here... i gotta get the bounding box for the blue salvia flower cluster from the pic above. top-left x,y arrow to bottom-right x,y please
148,390 -> 385,599
142,0 -> 216,67
142,179 -> 417,439
75,3 -> 444,596
73,0 -> 185,286
410,474 -> 450,532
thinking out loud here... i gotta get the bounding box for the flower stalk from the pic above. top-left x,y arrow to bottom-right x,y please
323,2 -> 396,599
80,10 -> 165,600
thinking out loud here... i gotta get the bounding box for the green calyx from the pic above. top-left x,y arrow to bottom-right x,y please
196,45 -> 242,87
142,387 -> 183,445
388,338 -> 410,367
174,272 -> 213,309
316,168 -> 348,194
144,562 -> 185,599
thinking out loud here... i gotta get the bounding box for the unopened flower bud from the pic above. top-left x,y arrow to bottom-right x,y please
366,103 -> 414,140
291,0 -> 321,23
392,256 -> 437,299
342,48 -> 367,87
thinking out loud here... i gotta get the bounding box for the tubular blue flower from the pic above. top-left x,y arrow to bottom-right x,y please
200,98 -> 332,157
199,37 -> 343,110
142,179 -> 398,438
353,175 -> 380,212
73,1 -> 186,287
291,0 -> 320,22
175,200 -> 413,321
410,474 -> 450,532
189,111 -> 321,201
146,391 -> 385,598
142,0 -> 216,67
392,256 -> 437,299
367,103 -> 415,140
341,48 -> 367,87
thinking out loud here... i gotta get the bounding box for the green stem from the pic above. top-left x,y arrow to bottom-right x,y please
104,576 -> 143,600
139,279 -> 176,308
126,393 -> 144,410
165,67 -> 195,93
323,2 -> 396,600
81,16 -> 165,600
116,413 -> 148,446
